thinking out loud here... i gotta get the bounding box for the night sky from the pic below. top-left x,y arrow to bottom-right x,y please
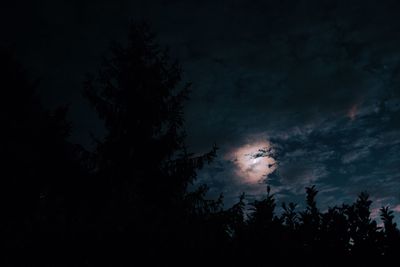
3,0 -> 400,218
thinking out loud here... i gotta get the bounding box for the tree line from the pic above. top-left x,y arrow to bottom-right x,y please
1,23 -> 399,266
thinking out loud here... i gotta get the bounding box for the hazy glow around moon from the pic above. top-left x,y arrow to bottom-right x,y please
226,140 -> 277,184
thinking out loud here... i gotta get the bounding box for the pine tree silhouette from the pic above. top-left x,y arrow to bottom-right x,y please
83,22 -> 217,263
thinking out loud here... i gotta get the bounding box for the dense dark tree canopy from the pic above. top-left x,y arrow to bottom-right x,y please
0,47 -> 86,264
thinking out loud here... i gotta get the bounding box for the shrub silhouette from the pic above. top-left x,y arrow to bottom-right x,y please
380,206 -> 400,256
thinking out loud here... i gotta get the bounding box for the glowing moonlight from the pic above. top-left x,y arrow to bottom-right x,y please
226,140 -> 277,184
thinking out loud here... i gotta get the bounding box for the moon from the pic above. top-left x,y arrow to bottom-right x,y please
226,140 -> 277,184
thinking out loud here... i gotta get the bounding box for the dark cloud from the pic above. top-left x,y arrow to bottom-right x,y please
2,0 -> 400,217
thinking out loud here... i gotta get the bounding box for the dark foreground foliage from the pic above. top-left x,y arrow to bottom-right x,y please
1,24 -> 399,266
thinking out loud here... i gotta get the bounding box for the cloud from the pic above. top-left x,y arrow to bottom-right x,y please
224,138 -> 276,184
277,162 -> 328,191
341,148 -> 370,164
197,98 -> 400,209
4,0 -> 400,212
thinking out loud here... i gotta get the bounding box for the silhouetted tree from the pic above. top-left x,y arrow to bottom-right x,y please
280,202 -> 302,262
380,206 -> 400,256
298,185 -> 321,257
319,205 -> 351,259
248,186 -> 277,228
282,202 -> 298,230
83,22 -> 217,262
0,47 -> 42,251
226,193 -> 246,239
0,47 -> 88,265
347,192 -> 382,259
243,186 -> 285,263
